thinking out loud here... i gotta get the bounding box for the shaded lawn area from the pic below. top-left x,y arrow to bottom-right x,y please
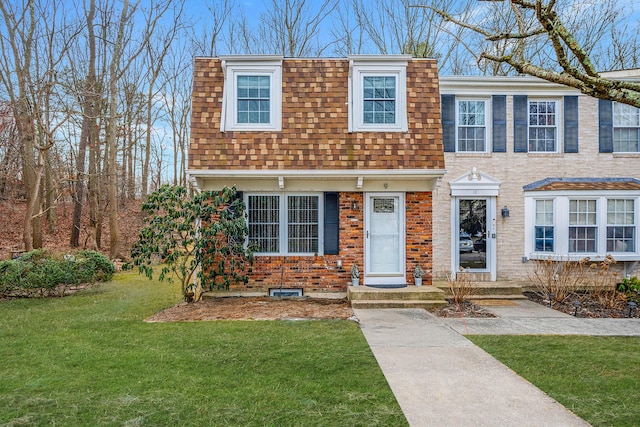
469,335 -> 640,427
0,272 -> 407,427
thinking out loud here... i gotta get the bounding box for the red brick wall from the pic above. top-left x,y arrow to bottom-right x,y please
405,192 -> 433,284
228,191 -> 433,291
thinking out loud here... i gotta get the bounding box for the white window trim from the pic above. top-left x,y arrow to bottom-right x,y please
527,98 -> 562,153
349,60 -> 408,132
612,101 -> 640,153
533,199 -> 555,253
245,192 -> 324,256
525,192 -> 639,261
455,97 -> 491,153
220,58 -> 282,132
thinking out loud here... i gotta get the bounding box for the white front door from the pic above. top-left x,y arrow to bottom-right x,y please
365,193 -> 406,285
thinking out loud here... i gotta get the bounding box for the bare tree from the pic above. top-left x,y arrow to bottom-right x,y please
0,0 -> 76,251
421,0 -> 640,107
258,0 -> 338,57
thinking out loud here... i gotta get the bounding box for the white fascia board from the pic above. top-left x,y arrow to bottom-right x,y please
439,76 -> 581,96
187,169 -> 446,180
348,54 -> 412,65
217,55 -> 284,64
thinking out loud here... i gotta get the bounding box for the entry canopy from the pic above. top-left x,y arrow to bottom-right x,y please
449,167 -> 501,197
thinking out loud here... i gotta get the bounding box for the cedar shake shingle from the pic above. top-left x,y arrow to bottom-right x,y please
189,58 -> 444,171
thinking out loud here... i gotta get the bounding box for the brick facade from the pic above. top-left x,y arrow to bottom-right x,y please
225,191 -> 433,292
189,56 -> 444,291
433,90 -> 640,281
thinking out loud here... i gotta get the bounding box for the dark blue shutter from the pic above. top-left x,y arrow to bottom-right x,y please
564,96 -> 579,153
492,95 -> 507,152
324,192 -> 339,255
513,95 -> 528,152
599,99 -> 613,153
441,94 -> 455,152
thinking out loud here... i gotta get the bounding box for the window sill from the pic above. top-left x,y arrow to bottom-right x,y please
453,152 -> 492,158
527,152 -> 563,158
613,152 -> 640,158
527,253 -> 640,262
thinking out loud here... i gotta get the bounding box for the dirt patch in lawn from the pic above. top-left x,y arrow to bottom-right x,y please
145,296 -> 501,322
145,296 -> 355,322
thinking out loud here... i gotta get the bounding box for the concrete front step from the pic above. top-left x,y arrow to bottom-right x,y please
433,281 -> 525,297
348,285 -> 446,301
350,299 -> 448,309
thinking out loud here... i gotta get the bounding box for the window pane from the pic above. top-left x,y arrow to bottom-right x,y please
535,200 -> 554,252
528,101 -> 557,152
248,195 -> 280,253
362,76 -> 396,124
288,196 -> 319,253
607,199 -> 635,252
458,100 -> 486,152
613,103 -> 640,152
569,199 -> 597,253
237,75 -> 270,124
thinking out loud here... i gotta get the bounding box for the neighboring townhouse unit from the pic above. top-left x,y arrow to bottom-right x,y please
188,55 -> 445,292
435,72 -> 640,283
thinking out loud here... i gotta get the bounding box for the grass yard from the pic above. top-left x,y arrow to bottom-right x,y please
0,271 -> 407,427
469,335 -> 640,427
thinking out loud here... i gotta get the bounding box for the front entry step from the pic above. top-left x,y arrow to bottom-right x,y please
348,285 -> 447,309
350,299 -> 448,309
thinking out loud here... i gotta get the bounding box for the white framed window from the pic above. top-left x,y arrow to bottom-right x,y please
220,58 -> 282,132
607,199 -> 635,252
528,100 -> 558,152
457,99 -> 489,152
613,102 -> 640,152
526,192 -> 640,260
534,199 -> 554,252
246,193 -> 322,255
349,58 -> 408,132
569,199 -> 597,253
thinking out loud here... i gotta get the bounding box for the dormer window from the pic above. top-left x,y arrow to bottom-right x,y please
220,56 -> 283,132
349,56 -> 409,132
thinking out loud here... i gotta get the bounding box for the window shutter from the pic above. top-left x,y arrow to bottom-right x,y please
599,99 -> 613,153
564,96 -> 579,153
513,95 -> 528,152
492,95 -> 507,152
323,192 -> 339,255
441,94 -> 455,152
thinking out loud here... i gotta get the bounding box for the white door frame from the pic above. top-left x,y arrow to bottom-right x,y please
453,197 -> 497,280
449,168 -> 500,281
364,192 -> 406,285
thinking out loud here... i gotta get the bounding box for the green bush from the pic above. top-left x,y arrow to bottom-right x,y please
0,250 -> 115,298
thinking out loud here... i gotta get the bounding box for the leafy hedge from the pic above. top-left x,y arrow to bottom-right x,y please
0,250 -> 115,298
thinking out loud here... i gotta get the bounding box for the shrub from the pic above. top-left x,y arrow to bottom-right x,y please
618,276 -> 640,302
0,250 -> 115,298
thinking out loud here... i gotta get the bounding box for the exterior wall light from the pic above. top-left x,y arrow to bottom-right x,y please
501,206 -> 510,218
352,201 -> 358,211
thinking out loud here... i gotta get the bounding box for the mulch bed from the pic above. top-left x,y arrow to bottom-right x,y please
525,291 -> 640,318
429,300 -> 497,318
145,296 -> 355,322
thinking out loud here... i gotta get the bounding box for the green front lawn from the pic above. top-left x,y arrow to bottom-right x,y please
0,271 -> 406,426
469,335 -> 640,427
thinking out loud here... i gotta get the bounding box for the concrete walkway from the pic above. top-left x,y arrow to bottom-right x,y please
354,301 -> 640,427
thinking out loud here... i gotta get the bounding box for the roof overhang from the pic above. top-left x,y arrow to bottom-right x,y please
187,169 -> 446,192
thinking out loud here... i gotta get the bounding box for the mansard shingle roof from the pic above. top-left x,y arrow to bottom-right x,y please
189,57 -> 444,172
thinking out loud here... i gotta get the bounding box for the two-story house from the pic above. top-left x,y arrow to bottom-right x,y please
188,55 -> 445,292
435,71 -> 640,283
